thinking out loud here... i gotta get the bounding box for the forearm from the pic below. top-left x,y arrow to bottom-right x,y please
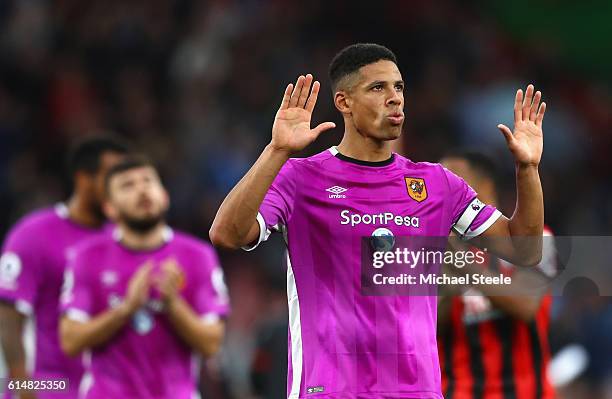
164,296 -> 224,357
210,145 -> 290,249
508,164 -> 544,264
0,304 -> 29,378
510,164 -> 544,236
60,304 -> 133,356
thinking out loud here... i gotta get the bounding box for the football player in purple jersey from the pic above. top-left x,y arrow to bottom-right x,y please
210,43 -> 546,398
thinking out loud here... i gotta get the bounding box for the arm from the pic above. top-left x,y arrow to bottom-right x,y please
0,225 -> 44,399
0,305 -> 37,399
209,74 -> 335,249
60,263 -> 152,356
60,303 -> 134,357
472,85 -> 547,265
0,303 -> 27,378
165,296 -> 225,357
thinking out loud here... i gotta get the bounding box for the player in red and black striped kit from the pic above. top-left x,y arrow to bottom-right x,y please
437,150 -> 556,399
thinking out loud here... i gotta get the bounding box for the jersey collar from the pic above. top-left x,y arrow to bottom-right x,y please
329,146 -> 395,167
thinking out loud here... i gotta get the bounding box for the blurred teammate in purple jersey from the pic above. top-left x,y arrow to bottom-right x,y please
210,43 -> 547,398
0,136 -> 128,399
59,157 -> 229,399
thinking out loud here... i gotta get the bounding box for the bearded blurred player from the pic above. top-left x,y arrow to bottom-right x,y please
59,157 -> 229,399
0,136 -> 128,399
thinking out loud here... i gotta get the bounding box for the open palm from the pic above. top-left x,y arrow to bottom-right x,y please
271,74 -> 335,154
497,84 -> 546,167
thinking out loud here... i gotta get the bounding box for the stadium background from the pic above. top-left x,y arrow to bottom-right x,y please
0,1 -> 610,398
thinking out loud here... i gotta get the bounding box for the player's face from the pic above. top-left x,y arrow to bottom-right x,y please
346,60 -> 405,140
441,157 -> 480,191
106,166 -> 169,231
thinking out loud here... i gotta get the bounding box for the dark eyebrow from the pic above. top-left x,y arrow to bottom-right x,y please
367,80 -> 404,88
367,80 -> 386,88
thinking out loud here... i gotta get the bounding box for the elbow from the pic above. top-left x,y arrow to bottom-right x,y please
523,246 -> 543,267
512,241 -> 542,267
200,338 -> 223,358
197,323 -> 225,357
59,337 -> 81,357
209,225 -> 241,250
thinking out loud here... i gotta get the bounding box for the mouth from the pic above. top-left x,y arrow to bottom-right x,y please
386,113 -> 404,125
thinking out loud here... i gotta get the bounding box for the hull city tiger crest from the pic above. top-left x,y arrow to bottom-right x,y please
405,177 -> 427,202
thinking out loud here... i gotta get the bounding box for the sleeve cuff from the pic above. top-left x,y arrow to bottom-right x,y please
0,297 -> 34,316
241,213 -> 268,252
15,299 -> 33,316
200,312 -> 221,324
64,307 -> 91,323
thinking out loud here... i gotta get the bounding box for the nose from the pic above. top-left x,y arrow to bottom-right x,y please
387,89 -> 402,106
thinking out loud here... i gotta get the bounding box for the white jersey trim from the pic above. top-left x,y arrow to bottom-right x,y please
65,308 -> 91,323
287,253 -> 303,399
241,212 -> 272,251
200,312 -> 220,324
24,316 -> 35,374
14,299 -> 33,316
79,370 -> 94,398
54,203 -> 69,219
112,226 -> 174,243
328,146 -> 339,156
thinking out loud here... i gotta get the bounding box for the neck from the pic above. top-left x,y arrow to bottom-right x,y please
67,195 -> 104,228
336,126 -> 392,162
117,223 -> 168,251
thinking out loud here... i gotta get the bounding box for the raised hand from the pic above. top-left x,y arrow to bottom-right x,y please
270,74 -> 336,154
497,84 -> 546,167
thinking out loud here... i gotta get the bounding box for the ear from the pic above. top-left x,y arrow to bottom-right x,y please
334,91 -> 352,115
103,200 -> 118,221
73,170 -> 91,190
161,188 -> 170,212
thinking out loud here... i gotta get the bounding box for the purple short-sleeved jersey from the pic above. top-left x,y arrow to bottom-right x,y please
60,228 -> 229,399
0,204 -> 108,399
245,148 -> 501,399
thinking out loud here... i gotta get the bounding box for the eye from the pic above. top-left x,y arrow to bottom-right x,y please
395,84 -> 404,92
120,181 -> 135,190
372,84 -> 383,91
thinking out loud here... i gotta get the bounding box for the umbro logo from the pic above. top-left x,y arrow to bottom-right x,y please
326,186 -> 347,194
326,185 -> 347,198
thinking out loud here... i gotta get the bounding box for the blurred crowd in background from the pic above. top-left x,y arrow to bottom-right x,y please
0,1 -> 610,398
